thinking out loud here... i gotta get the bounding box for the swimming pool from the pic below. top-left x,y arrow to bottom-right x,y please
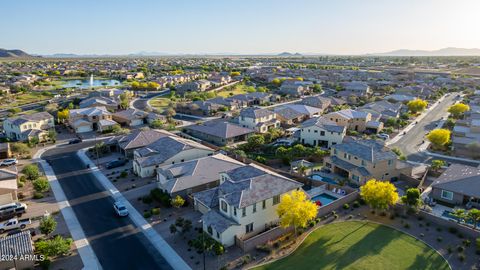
311,193 -> 338,206
310,174 -> 338,185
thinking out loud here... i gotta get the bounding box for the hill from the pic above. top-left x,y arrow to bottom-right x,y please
371,47 -> 480,56
0,49 -> 34,58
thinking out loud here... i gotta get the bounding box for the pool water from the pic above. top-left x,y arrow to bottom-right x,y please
311,193 -> 337,206
310,174 -> 338,185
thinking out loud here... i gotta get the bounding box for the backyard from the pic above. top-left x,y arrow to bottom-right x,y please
254,221 -> 450,270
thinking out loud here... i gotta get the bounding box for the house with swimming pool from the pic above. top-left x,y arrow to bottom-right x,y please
323,139 -> 413,185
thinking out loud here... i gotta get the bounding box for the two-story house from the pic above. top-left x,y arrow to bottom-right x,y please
68,106 -> 118,133
132,136 -> 214,178
193,164 -> 302,247
324,140 -> 411,185
299,117 -> 346,148
3,112 -> 54,142
238,107 -> 280,133
156,153 -> 244,197
323,109 -> 383,133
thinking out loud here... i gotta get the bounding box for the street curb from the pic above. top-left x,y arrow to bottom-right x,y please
34,147 -> 102,270
77,149 -> 191,270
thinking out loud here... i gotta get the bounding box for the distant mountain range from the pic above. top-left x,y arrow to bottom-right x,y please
0,48 -> 35,58
370,47 -> 480,56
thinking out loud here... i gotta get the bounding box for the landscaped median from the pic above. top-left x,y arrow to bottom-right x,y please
252,221 -> 450,270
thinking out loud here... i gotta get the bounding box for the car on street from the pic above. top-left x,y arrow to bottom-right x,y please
113,201 -> 129,217
0,158 -> 17,167
105,159 -> 128,169
68,138 -> 83,144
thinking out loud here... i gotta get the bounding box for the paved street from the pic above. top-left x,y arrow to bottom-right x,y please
42,142 -> 173,270
390,94 -> 479,167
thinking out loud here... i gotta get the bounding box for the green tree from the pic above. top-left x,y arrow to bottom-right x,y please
451,209 -> 466,224
22,164 -> 40,180
35,236 -> 73,258
149,119 -> 165,129
39,216 -> 57,236
467,209 -> 480,229
246,135 -> 265,151
33,177 -> 50,192
400,188 -> 421,210
431,159 -> 446,172
47,129 -> 57,143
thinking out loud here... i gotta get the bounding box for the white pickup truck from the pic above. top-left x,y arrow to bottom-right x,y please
0,218 -> 31,234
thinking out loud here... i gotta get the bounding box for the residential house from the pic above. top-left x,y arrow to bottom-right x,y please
430,164 -> 480,206
133,136 -> 214,178
274,104 -> 321,127
324,140 -> 411,185
238,107 -> 280,133
323,109 -> 383,133
107,129 -> 173,157
452,117 -> 480,159
193,164 -> 302,247
359,100 -> 403,122
0,166 -> 18,201
228,92 -> 271,106
3,112 -> 54,141
113,108 -> 148,127
68,106 -> 116,133
341,81 -> 372,97
278,83 -> 307,97
157,153 -> 244,197
79,96 -> 119,111
0,231 -> 35,270
183,121 -> 254,146
299,117 -> 346,148
299,96 -> 332,112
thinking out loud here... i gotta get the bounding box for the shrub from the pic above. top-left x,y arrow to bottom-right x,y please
33,192 -> 44,199
151,208 -> 160,215
333,214 -> 338,219
436,227 -> 442,232
143,212 -> 152,218
457,232 -> 464,239
22,164 -> 40,180
120,171 -> 128,178
142,195 -> 153,204
343,203 -> 349,210
476,238 -> 480,250
463,239 -> 471,247
457,246 -> 465,252
33,177 -> 50,193
436,237 -> 442,242
150,188 -> 171,207
39,216 -> 57,236
352,201 -> 360,208
404,223 -> 410,229
448,227 -> 458,234
18,181 -> 24,188
19,175 -> 26,182
458,254 -> 465,262
447,246 -> 452,254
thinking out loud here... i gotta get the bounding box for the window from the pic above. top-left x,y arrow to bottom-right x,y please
343,153 -> 347,158
314,130 -> 318,133
221,201 -> 227,212
242,208 -> 246,217
441,190 -> 453,201
216,232 -> 220,238
253,203 -> 257,213
334,149 -> 337,155
388,160 -> 393,166
361,160 -> 366,166
245,223 -> 253,233
262,200 -> 266,209
352,175 -> 359,182
233,207 -> 237,216
320,131 -> 325,136
273,195 -> 280,205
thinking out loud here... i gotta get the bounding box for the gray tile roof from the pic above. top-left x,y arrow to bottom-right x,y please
9,112 -> 53,126
332,139 -> 397,162
301,117 -> 346,133
0,167 -> 17,181
113,108 -> 148,121
116,129 -> 172,151
432,164 -> 480,197
239,107 -> 275,119
202,210 -> 239,233
185,121 -> 254,139
0,231 -> 33,258
274,107 -> 304,120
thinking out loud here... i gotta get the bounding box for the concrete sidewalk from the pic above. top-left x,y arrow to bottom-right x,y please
77,149 -> 191,270
34,146 -> 102,270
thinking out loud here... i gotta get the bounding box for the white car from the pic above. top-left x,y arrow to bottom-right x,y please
377,133 -> 390,140
0,158 -> 18,167
113,201 -> 129,217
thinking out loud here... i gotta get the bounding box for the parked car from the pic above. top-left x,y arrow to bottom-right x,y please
0,158 -> 18,167
0,202 -> 27,221
68,138 -> 82,144
0,218 -> 31,234
105,159 -> 128,169
113,201 -> 129,217
376,133 -> 390,140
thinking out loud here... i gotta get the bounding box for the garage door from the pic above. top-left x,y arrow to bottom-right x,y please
77,125 -> 93,133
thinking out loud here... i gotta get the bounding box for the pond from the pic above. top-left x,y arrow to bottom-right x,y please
62,79 -> 121,88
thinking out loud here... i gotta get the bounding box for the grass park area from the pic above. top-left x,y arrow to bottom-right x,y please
0,92 -> 53,109
149,97 -> 174,113
255,221 -> 450,270
216,83 -> 253,98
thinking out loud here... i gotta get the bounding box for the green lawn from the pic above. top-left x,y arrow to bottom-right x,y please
216,84 -> 253,98
149,97 -> 173,112
255,221 -> 450,270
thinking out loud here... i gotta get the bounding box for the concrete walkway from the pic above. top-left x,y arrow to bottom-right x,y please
77,149 -> 191,270
34,147 -> 102,270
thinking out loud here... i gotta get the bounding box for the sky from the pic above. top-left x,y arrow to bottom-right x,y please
1,0 -> 480,55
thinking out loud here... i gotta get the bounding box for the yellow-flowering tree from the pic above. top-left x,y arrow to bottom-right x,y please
427,129 -> 451,148
277,190 -> 318,234
57,109 -> 69,123
448,103 -> 470,118
360,179 -> 399,211
407,99 -> 428,114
